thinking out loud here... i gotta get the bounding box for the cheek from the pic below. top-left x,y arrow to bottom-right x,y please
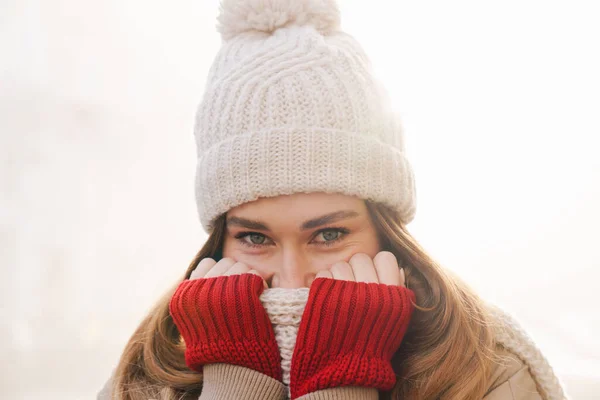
222,238 -> 275,274
362,232 -> 382,257
358,226 -> 381,258
345,228 -> 381,258
221,236 -> 236,259
312,234 -> 381,268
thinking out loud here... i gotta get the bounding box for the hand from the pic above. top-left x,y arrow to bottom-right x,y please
312,251 -> 407,286
290,251 -> 415,399
190,256 -> 269,287
169,258 -> 282,381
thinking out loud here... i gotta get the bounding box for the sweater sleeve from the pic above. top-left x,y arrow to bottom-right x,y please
198,364 -> 379,400
96,371 -> 114,400
296,386 -> 379,400
199,364 -> 287,400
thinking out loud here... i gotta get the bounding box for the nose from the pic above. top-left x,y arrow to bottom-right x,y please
271,247 -> 314,288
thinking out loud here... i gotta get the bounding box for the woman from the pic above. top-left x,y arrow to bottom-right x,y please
100,1 -> 568,399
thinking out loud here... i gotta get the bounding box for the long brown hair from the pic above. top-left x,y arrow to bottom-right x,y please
111,200 -> 499,399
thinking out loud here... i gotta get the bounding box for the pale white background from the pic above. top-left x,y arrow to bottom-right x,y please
1,0 -> 599,399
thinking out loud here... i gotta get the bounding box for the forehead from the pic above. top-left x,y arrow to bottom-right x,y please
227,192 -> 368,222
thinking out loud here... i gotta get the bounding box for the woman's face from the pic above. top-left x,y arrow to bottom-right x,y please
222,192 -> 381,288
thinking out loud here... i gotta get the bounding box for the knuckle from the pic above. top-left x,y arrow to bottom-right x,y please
191,258 -> 217,278
330,261 -> 350,272
189,270 -> 202,279
374,251 -> 397,265
349,252 -> 371,264
315,270 -> 332,280
197,257 -> 216,267
233,261 -> 249,270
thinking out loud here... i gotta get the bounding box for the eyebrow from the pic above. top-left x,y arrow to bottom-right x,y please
300,210 -> 360,230
226,216 -> 270,231
226,210 -> 360,232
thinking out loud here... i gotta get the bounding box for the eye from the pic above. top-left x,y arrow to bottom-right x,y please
234,232 -> 273,248
320,230 -> 341,241
247,233 -> 266,245
312,228 -> 349,246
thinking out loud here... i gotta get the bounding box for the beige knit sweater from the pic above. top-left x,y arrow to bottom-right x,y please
98,288 -> 570,400
253,288 -> 570,400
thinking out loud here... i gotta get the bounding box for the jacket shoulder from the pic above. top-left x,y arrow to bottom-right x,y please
97,369 -> 114,400
484,345 -> 542,399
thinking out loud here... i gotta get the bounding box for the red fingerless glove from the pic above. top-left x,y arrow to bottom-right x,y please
168,274 -> 283,381
290,278 -> 416,399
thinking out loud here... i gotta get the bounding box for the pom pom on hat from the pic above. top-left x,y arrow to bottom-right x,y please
217,0 -> 341,40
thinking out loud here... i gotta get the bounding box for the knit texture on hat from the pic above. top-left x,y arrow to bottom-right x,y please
194,0 -> 416,232
260,288 -> 569,400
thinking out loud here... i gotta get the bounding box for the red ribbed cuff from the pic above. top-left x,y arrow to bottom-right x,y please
169,274 -> 282,381
291,278 -> 416,398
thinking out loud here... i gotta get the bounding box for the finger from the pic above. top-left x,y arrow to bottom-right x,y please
190,258 -> 217,280
373,251 -> 402,286
330,261 -> 355,282
314,269 -> 333,281
247,269 -> 269,289
223,261 -> 250,276
203,257 -> 236,278
400,268 -> 406,287
348,253 -> 379,284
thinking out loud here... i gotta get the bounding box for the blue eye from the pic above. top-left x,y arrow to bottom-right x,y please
313,228 -> 349,246
319,230 -> 342,241
235,232 -> 272,248
247,233 -> 266,245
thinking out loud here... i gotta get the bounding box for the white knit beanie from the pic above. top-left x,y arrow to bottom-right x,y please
194,0 -> 417,232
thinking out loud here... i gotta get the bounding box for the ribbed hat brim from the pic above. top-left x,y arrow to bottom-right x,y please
195,127 -> 416,231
